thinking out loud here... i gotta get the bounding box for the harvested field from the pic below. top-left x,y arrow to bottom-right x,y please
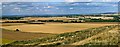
1,23 -> 117,34
1,23 -> 26,26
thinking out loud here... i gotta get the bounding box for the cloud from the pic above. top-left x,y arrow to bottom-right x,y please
65,0 -> 80,2
89,0 -> 93,2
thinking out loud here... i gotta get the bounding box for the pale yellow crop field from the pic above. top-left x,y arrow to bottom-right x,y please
1,23 -> 117,34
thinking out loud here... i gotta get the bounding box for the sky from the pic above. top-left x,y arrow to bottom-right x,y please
2,2 -> 118,16
0,0 -> 120,2
1,0 -> 120,16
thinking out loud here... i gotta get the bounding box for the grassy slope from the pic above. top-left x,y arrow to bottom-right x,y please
71,27 -> 119,45
84,27 -> 119,45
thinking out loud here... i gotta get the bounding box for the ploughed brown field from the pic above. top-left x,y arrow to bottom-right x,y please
1,28 -> 54,44
1,22 -> 117,34
2,28 -> 54,41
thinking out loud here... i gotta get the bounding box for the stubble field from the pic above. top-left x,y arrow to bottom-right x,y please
1,23 -> 117,34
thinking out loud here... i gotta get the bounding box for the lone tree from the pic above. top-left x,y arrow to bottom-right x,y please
16,29 -> 20,31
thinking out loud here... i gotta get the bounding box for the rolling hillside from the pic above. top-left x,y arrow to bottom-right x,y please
2,25 -> 119,47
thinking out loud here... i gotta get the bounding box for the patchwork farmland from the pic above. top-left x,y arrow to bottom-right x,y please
1,18 -> 119,46
2,25 -> 119,47
1,2 -> 120,47
1,22 -> 119,47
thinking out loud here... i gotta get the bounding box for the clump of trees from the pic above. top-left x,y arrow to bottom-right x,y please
2,16 -> 24,20
15,29 -> 20,31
